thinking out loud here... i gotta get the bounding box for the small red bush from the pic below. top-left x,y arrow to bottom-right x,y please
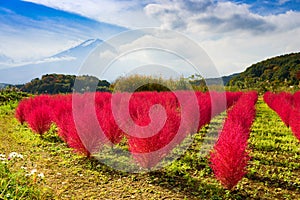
15,98 -> 31,124
26,105 -> 53,135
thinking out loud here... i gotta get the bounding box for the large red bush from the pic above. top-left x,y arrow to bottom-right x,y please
210,92 -> 257,190
127,106 -> 182,169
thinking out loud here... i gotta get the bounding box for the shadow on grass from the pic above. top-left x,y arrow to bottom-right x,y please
73,155 -> 258,199
246,173 -> 300,191
147,169 -> 259,200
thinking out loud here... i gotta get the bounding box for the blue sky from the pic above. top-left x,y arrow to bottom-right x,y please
0,0 -> 300,76
231,0 -> 300,14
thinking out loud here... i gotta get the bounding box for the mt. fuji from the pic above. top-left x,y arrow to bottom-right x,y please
0,39 -> 103,84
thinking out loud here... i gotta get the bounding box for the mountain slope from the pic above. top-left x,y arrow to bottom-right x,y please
0,39 -> 102,84
228,52 -> 300,88
52,39 -> 102,58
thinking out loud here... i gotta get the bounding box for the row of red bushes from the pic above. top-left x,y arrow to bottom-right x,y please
15,91 -> 242,167
210,91 -> 258,190
264,91 -> 300,141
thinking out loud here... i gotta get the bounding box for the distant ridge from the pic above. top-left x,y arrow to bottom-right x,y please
205,73 -> 240,86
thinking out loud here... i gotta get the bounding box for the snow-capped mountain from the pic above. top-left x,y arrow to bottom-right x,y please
52,39 -> 102,59
0,39 -> 102,84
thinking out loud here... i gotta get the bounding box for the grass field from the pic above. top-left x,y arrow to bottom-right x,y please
1,97 -> 300,199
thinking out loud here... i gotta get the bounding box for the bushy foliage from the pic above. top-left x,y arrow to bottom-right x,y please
210,92 -> 258,190
264,92 -> 294,126
15,95 -> 54,131
26,105 -> 53,135
0,88 -> 29,104
125,92 -> 182,168
15,98 -> 30,124
289,109 -> 300,141
265,91 -> 300,142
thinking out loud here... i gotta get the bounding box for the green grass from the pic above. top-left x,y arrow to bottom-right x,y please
0,97 -> 300,199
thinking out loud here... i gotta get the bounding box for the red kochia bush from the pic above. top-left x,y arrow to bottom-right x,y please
15,98 -> 30,124
293,91 -> 300,109
289,109 -> 300,141
15,94 -> 54,125
26,105 -> 53,135
96,101 -> 124,145
264,91 -> 300,142
263,92 -> 293,126
58,110 -> 92,157
210,92 -> 257,190
68,93 -> 111,157
225,91 -> 243,108
195,91 -> 242,132
125,92 -> 186,169
51,94 -> 73,142
127,106 -> 181,169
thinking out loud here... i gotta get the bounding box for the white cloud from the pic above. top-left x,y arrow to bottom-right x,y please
34,56 -> 76,64
278,0 -> 290,5
145,0 -> 277,34
143,0 -> 300,75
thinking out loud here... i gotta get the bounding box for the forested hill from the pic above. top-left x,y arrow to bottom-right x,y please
19,74 -> 110,94
228,52 -> 300,90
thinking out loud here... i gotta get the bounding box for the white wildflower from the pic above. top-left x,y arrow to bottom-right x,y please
16,154 -> 23,159
38,173 -> 45,179
8,152 -> 23,159
0,154 -> 6,161
25,168 -> 38,177
8,152 -> 18,158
